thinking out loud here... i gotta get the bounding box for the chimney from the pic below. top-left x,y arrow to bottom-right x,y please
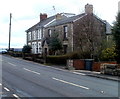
85,4 -> 93,14
40,13 -> 47,21
56,13 -> 62,20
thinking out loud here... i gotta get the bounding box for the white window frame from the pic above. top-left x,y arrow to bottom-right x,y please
38,29 -> 42,39
32,31 -> 36,40
48,29 -> 52,37
38,42 -> 42,54
28,43 -> 31,45
64,26 -> 68,39
32,42 -> 37,54
28,32 -> 31,41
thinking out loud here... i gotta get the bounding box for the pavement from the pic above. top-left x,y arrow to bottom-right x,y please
73,70 -> 120,82
46,64 -> 120,82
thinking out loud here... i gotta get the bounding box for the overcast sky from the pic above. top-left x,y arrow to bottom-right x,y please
0,0 -> 119,48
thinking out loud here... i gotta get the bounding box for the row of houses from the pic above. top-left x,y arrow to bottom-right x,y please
26,4 -> 111,56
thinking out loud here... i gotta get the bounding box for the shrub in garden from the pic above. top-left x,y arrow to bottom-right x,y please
46,52 -> 80,65
22,45 -> 32,53
100,46 -> 116,61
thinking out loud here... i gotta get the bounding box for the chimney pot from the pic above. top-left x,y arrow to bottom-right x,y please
56,13 -> 62,20
85,4 -> 93,14
40,13 -> 47,21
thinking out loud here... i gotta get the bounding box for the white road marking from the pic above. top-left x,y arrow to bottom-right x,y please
101,91 -> 104,93
73,72 -> 86,76
46,66 -> 50,67
8,62 -> 16,66
13,94 -> 19,98
23,68 -> 40,75
0,83 -> 2,86
52,77 -> 89,90
4,87 -> 10,91
49,67 -> 66,72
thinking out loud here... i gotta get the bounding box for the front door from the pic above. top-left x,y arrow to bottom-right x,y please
44,48 -> 47,55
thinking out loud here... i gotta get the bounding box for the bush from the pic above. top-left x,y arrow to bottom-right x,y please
46,52 -> 80,65
100,46 -> 117,61
8,51 -> 22,57
13,52 -> 22,57
22,45 -> 32,53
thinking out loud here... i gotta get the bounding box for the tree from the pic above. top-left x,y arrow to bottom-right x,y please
112,12 -> 120,64
49,33 -> 62,55
73,14 -> 106,59
22,45 -> 32,53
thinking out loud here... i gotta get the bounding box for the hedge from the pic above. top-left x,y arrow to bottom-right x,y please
46,52 -> 80,65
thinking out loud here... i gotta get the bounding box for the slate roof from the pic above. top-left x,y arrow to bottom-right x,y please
46,13 -> 86,28
26,13 -> 111,34
26,15 -> 55,32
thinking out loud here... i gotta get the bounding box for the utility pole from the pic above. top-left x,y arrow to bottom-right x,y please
8,13 -> 12,51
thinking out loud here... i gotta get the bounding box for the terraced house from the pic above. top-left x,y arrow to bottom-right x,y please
26,4 -> 111,56
26,13 -> 75,54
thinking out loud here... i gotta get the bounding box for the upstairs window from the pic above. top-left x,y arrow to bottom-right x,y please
63,26 -> 68,39
28,32 -> 31,41
42,29 -> 45,38
32,31 -> 36,40
38,29 -> 42,39
48,29 -> 52,37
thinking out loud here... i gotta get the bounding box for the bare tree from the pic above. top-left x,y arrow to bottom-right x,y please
73,14 -> 106,59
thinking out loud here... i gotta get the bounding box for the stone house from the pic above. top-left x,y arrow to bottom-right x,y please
26,13 -> 55,54
26,13 -> 75,54
26,4 -> 111,56
42,4 -> 111,57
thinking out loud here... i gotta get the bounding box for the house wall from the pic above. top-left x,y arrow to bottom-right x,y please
73,14 -> 106,56
44,23 -> 74,54
26,28 -> 43,54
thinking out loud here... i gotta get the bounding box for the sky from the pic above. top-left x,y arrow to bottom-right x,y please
0,0 -> 119,48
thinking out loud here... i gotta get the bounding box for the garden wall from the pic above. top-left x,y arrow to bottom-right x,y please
69,59 -> 117,72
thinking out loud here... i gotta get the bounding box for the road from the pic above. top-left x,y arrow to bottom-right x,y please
0,55 -> 119,98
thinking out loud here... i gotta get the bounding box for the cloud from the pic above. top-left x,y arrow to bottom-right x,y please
0,0 -> 119,48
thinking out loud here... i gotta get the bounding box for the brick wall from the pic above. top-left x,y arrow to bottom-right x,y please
72,59 -> 117,71
73,59 -> 85,70
92,62 -> 117,72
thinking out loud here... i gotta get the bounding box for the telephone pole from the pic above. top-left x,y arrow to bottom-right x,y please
8,13 -> 12,51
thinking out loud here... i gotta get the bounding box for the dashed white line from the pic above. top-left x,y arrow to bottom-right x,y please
49,67 -> 66,72
23,68 -> 40,75
13,94 -> 19,98
52,77 -> 89,90
101,91 -> 105,94
8,62 -> 16,66
4,87 -> 10,91
73,72 -> 86,76
0,83 -> 2,86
